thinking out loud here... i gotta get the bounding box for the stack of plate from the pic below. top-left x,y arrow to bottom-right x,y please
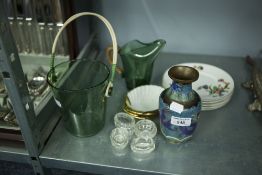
162,63 -> 234,111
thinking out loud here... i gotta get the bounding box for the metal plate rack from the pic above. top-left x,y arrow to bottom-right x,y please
0,1 -> 98,174
0,1 -> 62,173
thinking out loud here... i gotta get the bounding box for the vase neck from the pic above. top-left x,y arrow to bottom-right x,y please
171,82 -> 192,94
168,81 -> 194,102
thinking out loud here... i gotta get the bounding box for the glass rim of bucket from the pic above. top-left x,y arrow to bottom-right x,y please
47,59 -> 110,93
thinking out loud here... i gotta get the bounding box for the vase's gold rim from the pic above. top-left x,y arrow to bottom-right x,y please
168,65 -> 199,84
123,97 -> 158,119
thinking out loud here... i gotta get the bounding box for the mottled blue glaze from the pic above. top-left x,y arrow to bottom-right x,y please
159,82 -> 201,143
171,82 -> 192,95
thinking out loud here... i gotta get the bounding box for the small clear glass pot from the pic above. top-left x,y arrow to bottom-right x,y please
130,136 -> 155,154
110,127 -> 129,150
134,119 -> 157,138
114,112 -> 135,139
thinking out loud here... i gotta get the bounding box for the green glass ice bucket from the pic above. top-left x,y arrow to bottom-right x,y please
47,12 -> 118,137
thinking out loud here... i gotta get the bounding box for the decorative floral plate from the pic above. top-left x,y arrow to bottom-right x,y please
162,63 -> 234,103
202,97 -> 231,111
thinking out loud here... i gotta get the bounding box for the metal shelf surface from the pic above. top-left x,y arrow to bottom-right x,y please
40,53 -> 262,175
0,140 -> 29,163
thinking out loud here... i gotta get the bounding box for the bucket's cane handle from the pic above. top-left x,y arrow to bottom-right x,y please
50,12 -> 118,97
105,46 -> 124,74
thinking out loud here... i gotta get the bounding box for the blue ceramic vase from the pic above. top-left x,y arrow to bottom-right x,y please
159,66 -> 201,143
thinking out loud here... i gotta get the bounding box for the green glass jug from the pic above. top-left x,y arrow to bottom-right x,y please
107,39 -> 166,90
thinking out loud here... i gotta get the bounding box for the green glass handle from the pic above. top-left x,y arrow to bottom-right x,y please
106,46 -> 124,74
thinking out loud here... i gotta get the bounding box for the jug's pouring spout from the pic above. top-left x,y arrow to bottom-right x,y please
119,39 -> 166,60
146,39 -> 166,58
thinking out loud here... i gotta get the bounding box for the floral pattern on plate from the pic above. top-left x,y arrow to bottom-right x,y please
197,78 -> 230,97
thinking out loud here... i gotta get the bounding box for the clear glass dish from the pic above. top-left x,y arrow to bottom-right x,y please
130,136 -> 155,154
114,112 -> 135,138
110,128 -> 129,149
134,119 -> 157,138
